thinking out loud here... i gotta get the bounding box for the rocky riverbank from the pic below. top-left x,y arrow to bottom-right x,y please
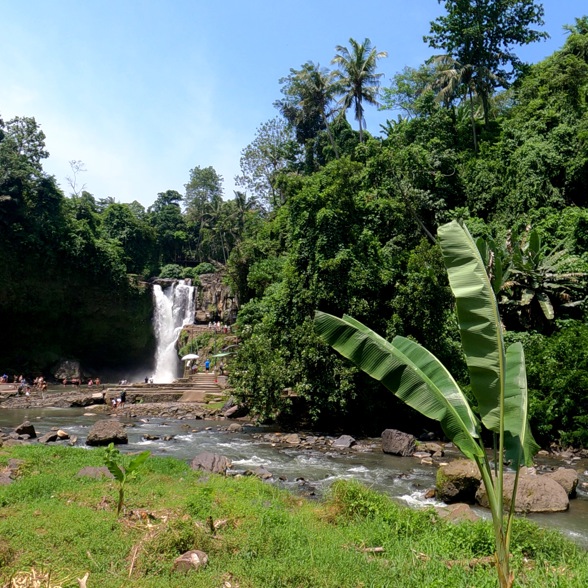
0,385 -> 222,419
2,385 -> 588,518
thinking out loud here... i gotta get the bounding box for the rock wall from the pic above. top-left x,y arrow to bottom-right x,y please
194,273 -> 239,324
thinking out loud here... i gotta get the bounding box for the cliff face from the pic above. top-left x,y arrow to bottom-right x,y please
194,273 -> 239,324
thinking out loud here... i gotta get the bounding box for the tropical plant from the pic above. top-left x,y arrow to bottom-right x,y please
478,227 -> 588,331
314,219 -> 539,588
426,54 -> 497,152
331,37 -> 388,143
103,443 -> 151,516
424,0 -> 548,124
276,61 -> 341,163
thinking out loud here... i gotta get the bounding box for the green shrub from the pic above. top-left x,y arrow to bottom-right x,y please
508,322 -> 588,447
159,264 -> 184,279
194,262 -> 216,275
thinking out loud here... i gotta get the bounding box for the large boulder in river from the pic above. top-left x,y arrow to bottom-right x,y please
14,421 -> 36,439
190,452 -> 231,475
544,467 -> 579,498
436,459 -> 482,503
381,429 -> 416,456
333,435 -> 356,449
86,420 -> 128,446
476,469 -> 569,513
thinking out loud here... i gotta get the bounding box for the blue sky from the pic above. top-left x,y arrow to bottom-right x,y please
1,1 -> 586,208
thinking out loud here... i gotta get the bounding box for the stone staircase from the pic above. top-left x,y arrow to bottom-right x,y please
105,373 -> 227,405
176,372 -> 226,402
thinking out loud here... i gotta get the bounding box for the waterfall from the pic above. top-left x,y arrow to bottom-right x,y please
152,280 -> 195,383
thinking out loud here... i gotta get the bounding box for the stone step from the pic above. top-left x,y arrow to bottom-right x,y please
104,389 -> 225,404
178,390 -> 224,403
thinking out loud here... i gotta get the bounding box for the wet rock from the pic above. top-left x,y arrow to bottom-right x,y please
224,404 -> 249,419
246,466 -> 273,480
436,459 -> 482,503
14,421 -> 36,439
544,467 -> 579,498
332,435 -> 356,449
172,549 -> 208,573
282,433 -> 301,445
86,419 -> 128,446
190,452 -> 231,475
417,442 -> 444,456
476,471 -> 569,513
38,431 -> 60,444
381,429 -> 416,457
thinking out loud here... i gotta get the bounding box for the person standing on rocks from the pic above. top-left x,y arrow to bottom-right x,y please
205,358 -> 210,372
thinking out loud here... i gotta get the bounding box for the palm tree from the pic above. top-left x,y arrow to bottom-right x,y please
276,62 -> 341,164
427,55 -> 481,152
428,54 -> 506,151
331,38 -> 388,143
296,63 -> 341,158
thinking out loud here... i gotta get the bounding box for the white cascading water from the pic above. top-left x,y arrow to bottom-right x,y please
152,280 -> 195,383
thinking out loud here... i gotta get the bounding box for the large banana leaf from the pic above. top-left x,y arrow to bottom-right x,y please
437,220 -> 504,432
314,311 -> 484,460
503,342 -> 540,466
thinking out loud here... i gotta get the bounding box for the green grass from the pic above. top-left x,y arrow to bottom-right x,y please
0,445 -> 587,587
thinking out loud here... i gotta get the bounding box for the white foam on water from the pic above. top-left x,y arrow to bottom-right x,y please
233,455 -> 272,467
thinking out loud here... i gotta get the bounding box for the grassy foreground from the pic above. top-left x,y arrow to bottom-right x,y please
0,445 -> 587,587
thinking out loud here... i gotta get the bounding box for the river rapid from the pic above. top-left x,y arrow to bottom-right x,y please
1,404 -> 588,549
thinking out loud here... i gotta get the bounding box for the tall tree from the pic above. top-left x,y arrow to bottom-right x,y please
424,0 -> 548,124
184,166 -> 224,261
184,165 -> 224,222
427,55 -> 487,151
275,62 -> 340,167
331,37 -> 388,142
148,190 -> 187,265
235,117 -> 299,209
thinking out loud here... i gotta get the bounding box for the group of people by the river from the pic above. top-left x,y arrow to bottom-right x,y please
108,389 -> 126,410
0,374 -> 49,400
1,374 -> 104,396
61,377 -> 100,386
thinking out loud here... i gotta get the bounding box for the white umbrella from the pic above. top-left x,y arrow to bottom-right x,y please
181,353 -> 199,361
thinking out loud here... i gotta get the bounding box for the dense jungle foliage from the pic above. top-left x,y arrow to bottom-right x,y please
1,5 -> 587,447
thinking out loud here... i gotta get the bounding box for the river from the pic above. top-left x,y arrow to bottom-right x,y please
1,404 -> 587,549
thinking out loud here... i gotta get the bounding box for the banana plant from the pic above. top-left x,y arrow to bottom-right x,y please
103,443 -> 151,517
314,219 -> 539,588
478,228 -> 587,331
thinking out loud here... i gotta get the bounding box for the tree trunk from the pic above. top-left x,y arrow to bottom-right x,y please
469,88 -> 478,153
